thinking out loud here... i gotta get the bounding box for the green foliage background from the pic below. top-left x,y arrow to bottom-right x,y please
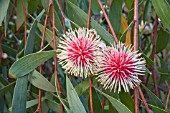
0,0 -> 170,113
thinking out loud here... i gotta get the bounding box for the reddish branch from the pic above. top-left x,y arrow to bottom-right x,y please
150,15 -> 159,97
51,0 -> 64,113
58,0 -> 66,34
89,77 -> 94,113
101,95 -> 105,112
133,0 -> 151,112
35,4 -> 51,113
87,0 -> 94,113
133,0 -> 139,112
87,0 -> 92,29
8,0 -> 17,23
97,0 -> 118,44
137,87 -> 151,113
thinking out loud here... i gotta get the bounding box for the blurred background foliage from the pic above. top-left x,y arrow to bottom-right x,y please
0,0 -> 170,113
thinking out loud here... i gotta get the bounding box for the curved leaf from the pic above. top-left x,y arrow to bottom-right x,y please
95,88 -> 132,113
0,0 -> 10,26
9,50 -> 57,78
28,70 -> 55,92
141,84 -> 164,108
109,0 -> 123,34
152,0 -> 170,31
66,76 -> 86,113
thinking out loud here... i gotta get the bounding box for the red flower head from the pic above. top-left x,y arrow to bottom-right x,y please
97,42 -> 146,93
58,28 -> 104,78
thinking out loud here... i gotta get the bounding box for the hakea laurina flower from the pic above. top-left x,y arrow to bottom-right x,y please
96,42 -> 146,93
58,28 -> 104,78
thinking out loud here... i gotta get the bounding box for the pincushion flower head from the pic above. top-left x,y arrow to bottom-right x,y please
58,28 -> 104,78
96,42 -> 146,93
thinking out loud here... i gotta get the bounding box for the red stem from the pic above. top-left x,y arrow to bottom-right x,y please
51,0 -> 64,113
89,77 -> 94,113
35,4 -> 51,113
8,0 -> 17,23
137,86 -> 151,113
58,0 -> 66,34
87,1 -> 94,113
150,15 -> 159,97
133,0 -> 139,113
97,0 -> 118,44
87,0 -> 92,29
101,96 -> 105,112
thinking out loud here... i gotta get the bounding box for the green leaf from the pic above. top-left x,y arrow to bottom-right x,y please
66,76 -> 86,113
28,70 -> 55,92
66,0 -> 114,45
12,77 -> 28,113
149,104 -> 169,113
25,10 -> 44,55
152,0 -> 170,31
141,84 -> 164,109
108,102 -> 117,113
125,0 -> 133,10
40,0 -> 49,11
11,11 -> 44,113
26,99 -> 38,109
156,28 -> 170,53
0,0 -> 10,26
158,57 -> 170,84
139,48 -> 153,66
95,88 -> 132,113
28,0 -> 40,14
92,88 -> 102,113
16,0 -> 28,30
75,80 -> 89,96
53,0 -> 63,31
69,0 -> 78,6
92,0 -> 100,14
1,44 -> 17,58
9,50 -> 57,78
0,81 -> 15,98
55,78 -> 71,113
109,0 -> 123,34
46,99 -> 60,112
119,91 -> 134,113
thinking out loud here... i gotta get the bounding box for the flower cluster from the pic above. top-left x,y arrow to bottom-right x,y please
58,28 -> 146,93
58,28 -> 102,78
96,42 -> 145,93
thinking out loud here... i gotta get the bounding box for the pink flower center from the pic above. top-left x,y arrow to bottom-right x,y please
104,51 -> 135,80
67,37 -> 95,67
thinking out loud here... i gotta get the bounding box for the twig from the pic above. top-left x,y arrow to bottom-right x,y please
97,0 -> 118,44
58,0 -> 66,34
40,5 -> 51,49
21,0 -> 27,47
134,88 -> 139,113
165,81 -> 170,110
137,86 -> 151,113
87,1 -> 94,113
133,0 -> 139,113
51,0 -> 64,112
150,15 -> 159,97
87,0 -> 92,29
89,77 -> 94,113
8,0 -> 17,23
101,96 -> 105,112
35,3 -> 51,113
